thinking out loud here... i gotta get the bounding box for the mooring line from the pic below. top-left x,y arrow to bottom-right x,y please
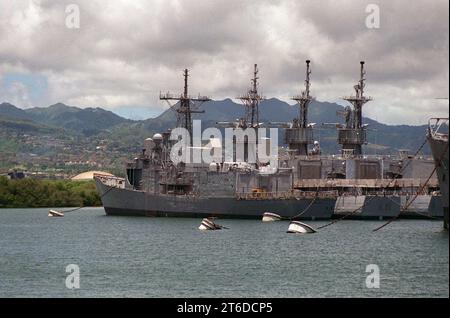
56,183 -> 115,214
289,195 -> 318,220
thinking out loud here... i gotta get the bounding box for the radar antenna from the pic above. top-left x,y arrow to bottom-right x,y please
285,60 -> 315,155
160,69 -> 210,145
236,64 -> 265,128
337,61 -> 373,156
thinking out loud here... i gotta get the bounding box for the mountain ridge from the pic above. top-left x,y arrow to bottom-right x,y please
0,100 -> 431,155
0,100 -> 431,126
0,102 -> 131,135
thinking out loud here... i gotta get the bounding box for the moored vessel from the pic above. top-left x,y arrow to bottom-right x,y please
94,61 -> 442,221
95,62 -> 339,220
427,118 -> 449,229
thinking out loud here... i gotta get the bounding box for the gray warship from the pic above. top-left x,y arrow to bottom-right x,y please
290,61 -> 441,219
95,61 -> 442,220
427,117 -> 449,229
95,64 -> 337,219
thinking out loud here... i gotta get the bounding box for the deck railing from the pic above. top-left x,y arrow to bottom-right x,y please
235,190 -> 338,200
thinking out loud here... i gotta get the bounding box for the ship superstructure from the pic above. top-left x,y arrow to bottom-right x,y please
338,61 -> 372,156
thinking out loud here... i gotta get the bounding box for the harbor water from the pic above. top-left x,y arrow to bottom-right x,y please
0,207 -> 448,297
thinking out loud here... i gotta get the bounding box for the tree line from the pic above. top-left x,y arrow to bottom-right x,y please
0,176 -> 101,208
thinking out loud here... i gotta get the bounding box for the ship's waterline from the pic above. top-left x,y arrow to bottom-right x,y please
95,178 -> 335,219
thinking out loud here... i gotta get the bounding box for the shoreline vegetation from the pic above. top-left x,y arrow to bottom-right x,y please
0,176 -> 101,208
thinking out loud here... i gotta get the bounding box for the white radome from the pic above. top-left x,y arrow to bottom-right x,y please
152,133 -> 163,141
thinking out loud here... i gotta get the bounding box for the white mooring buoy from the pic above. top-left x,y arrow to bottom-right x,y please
262,212 -> 282,222
48,209 -> 64,217
287,221 -> 316,234
198,217 -> 224,230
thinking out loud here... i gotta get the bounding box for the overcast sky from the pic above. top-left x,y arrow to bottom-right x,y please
0,0 -> 448,124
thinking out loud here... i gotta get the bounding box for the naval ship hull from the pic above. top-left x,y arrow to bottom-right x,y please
428,132 -> 449,229
334,195 -> 400,220
95,177 -> 335,220
334,194 -> 444,220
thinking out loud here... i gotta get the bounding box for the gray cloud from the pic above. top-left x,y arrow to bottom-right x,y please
0,0 -> 448,124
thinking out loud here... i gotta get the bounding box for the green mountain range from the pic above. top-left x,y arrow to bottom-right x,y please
0,100 -> 432,155
0,102 -> 130,136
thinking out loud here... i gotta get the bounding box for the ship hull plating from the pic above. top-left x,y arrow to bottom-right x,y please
334,194 -> 444,220
334,195 -> 400,220
428,134 -> 449,229
95,178 -> 335,220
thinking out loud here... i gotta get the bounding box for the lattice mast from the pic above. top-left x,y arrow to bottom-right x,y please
285,60 -> 315,155
339,61 -> 372,156
160,69 -> 210,145
294,60 -> 314,128
237,64 -> 264,128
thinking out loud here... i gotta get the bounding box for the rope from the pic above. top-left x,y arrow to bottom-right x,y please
280,185 -> 325,221
56,183 -> 116,214
59,206 -> 84,213
289,196 -> 318,220
316,201 -> 365,229
373,143 -> 448,232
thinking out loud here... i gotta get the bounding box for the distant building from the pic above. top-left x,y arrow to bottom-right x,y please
71,171 -> 114,181
7,170 -> 26,180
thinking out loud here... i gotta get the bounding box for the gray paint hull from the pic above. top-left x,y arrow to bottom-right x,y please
401,195 -> 444,218
95,178 -> 335,219
334,195 -> 400,220
334,195 -> 444,220
428,135 -> 449,229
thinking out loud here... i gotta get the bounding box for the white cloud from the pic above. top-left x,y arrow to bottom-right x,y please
0,0 -> 448,124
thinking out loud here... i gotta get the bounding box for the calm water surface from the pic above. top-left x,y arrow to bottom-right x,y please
0,208 -> 448,297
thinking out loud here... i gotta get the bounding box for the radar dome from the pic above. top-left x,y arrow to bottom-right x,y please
153,133 -> 163,141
